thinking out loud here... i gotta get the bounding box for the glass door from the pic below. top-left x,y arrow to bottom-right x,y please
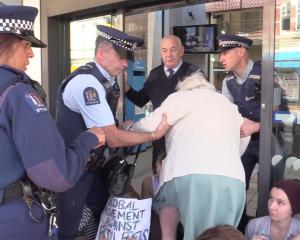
272,0 -> 300,183
210,9 -> 263,218
210,9 -> 263,91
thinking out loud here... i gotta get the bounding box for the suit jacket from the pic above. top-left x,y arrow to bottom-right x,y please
126,61 -> 201,109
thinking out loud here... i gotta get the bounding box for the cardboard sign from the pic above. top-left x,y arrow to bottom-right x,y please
95,197 -> 152,240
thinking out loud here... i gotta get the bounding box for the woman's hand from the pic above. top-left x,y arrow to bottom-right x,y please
152,113 -> 169,140
88,127 -> 106,147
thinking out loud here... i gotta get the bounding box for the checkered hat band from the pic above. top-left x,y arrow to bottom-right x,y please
99,31 -> 136,51
219,40 -> 249,48
0,18 -> 33,33
249,74 -> 260,79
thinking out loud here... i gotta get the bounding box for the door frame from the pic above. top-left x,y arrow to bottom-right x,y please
257,0 -> 276,216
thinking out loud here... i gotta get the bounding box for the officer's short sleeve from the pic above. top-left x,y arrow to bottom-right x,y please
63,74 -> 115,128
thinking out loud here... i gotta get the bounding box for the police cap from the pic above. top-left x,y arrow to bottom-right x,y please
97,25 -> 143,61
217,34 -> 253,52
0,5 -> 46,48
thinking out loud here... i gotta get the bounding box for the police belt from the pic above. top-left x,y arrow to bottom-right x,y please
1,181 -> 23,204
1,179 -> 56,209
1,179 -> 57,228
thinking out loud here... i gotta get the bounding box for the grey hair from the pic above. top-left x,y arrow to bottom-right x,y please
95,35 -> 112,56
161,35 -> 183,47
176,71 -> 216,92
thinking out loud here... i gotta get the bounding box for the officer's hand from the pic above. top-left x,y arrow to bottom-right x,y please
240,118 -> 260,137
124,69 -> 130,92
88,127 -> 106,148
153,113 -> 169,140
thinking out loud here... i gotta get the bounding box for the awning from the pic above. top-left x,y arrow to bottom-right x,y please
275,51 -> 300,68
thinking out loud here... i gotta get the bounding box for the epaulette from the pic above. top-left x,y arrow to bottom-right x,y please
248,74 -> 261,80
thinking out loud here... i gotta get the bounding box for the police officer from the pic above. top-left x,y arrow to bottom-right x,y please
218,34 -> 261,231
0,5 -> 106,240
55,25 -> 169,239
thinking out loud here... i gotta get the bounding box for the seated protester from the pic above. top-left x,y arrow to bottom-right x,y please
77,184 -> 140,240
141,150 -> 165,199
140,150 -> 165,240
197,224 -> 244,240
245,179 -> 300,240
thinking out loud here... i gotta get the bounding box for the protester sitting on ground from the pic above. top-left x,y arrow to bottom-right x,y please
139,150 -> 165,240
245,179 -> 300,240
141,150 -> 165,199
129,72 -> 250,240
197,224 -> 244,240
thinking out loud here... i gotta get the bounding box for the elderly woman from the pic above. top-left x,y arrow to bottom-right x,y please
245,179 -> 300,240
131,72 -> 249,240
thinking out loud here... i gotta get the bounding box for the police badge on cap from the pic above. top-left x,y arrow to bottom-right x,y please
217,34 -> 253,52
97,25 -> 143,61
0,5 -> 46,48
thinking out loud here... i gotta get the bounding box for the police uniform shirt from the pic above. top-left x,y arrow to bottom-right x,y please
163,60 -> 183,77
0,66 -> 98,190
222,60 -> 254,102
62,61 -> 115,128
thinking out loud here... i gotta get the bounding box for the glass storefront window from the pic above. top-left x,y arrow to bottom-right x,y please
124,12 -> 163,116
70,15 -> 116,72
281,1 -> 291,30
273,0 -> 300,182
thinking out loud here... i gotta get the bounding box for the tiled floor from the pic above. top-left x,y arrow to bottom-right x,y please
246,163 -> 300,220
246,164 -> 258,217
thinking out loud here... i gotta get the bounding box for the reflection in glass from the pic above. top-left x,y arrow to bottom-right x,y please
70,15 -> 116,72
273,0 -> 300,182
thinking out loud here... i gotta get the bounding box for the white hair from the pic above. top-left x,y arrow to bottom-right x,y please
176,71 -> 216,92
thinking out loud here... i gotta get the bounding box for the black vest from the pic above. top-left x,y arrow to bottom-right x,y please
56,62 -> 120,146
226,61 -> 261,122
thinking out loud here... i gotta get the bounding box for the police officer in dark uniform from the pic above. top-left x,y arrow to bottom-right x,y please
55,25 -> 169,239
218,34 -> 261,231
0,5 -> 106,240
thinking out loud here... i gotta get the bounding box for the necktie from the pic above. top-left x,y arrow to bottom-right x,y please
167,68 -> 174,78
